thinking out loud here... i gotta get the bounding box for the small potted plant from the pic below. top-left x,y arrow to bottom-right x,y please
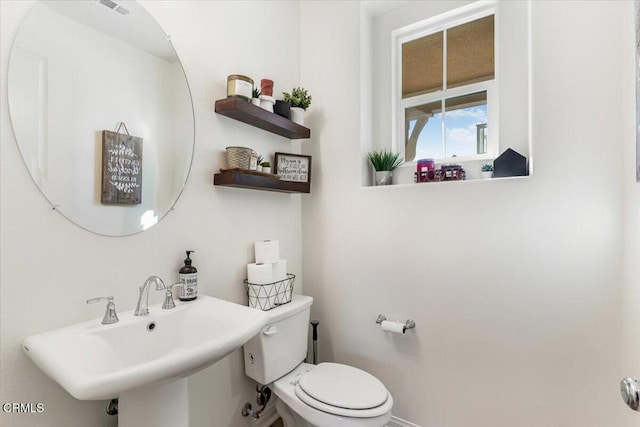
367,149 -> 403,186
260,161 -> 271,174
252,87 -> 261,106
481,163 -> 493,179
283,87 -> 312,125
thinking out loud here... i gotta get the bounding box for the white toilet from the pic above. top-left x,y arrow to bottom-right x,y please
243,295 -> 393,427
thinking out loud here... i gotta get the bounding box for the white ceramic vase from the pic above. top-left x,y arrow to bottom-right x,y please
482,171 -> 493,179
290,107 -> 305,125
259,95 -> 275,113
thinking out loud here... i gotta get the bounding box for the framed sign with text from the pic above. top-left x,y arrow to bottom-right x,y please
275,152 -> 312,184
101,130 -> 142,205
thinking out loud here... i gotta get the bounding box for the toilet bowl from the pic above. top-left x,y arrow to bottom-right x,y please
272,362 -> 393,427
243,295 -> 393,427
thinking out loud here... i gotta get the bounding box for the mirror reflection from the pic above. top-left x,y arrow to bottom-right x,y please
8,0 -> 194,235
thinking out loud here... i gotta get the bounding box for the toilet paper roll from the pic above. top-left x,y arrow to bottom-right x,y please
380,320 -> 406,335
272,259 -> 287,282
247,263 -> 274,285
255,240 -> 280,264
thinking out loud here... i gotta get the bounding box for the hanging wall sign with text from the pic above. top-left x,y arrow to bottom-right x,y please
101,130 -> 142,205
274,152 -> 312,184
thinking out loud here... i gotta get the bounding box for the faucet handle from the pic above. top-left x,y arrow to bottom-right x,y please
87,296 -> 119,325
162,283 -> 183,310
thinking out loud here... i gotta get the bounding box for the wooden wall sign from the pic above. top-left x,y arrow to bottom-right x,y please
101,130 -> 142,205
274,152 -> 312,184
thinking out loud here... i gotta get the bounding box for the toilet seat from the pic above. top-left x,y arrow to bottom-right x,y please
294,363 -> 392,418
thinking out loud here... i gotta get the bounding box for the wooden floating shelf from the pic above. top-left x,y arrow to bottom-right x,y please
214,97 -> 311,140
214,170 -> 310,194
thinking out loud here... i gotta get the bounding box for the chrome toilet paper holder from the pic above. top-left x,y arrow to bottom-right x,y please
375,314 -> 416,332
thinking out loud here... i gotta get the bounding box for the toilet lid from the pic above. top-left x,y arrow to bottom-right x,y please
297,363 -> 388,410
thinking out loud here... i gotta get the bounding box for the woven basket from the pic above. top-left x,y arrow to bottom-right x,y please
226,146 -> 253,169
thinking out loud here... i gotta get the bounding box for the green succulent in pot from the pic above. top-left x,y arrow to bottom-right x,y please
367,150 -> 403,172
282,87 -> 312,110
367,149 -> 403,186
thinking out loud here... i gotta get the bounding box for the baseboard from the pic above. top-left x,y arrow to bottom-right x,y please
387,415 -> 422,427
247,405 -> 419,427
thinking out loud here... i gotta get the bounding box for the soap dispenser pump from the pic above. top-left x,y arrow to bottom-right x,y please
179,250 -> 198,301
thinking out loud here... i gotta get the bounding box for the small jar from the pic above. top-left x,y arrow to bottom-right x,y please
416,158 -> 435,182
227,75 -> 254,101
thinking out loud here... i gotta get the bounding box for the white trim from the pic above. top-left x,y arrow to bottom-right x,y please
387,414 -> 422,427
391,1 -> 496,44
401,81 -> 493,109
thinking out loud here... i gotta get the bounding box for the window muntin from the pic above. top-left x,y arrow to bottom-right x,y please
397,10 -> 496,163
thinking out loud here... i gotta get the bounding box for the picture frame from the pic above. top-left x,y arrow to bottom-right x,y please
274,152 -> 312,184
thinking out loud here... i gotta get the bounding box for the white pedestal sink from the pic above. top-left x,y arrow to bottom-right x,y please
23,295 -> 270,427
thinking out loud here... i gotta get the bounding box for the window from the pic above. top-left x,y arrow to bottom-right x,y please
393,6 -> 497,163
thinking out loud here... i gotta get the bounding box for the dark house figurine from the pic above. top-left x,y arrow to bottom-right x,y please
492,148 -> 528,178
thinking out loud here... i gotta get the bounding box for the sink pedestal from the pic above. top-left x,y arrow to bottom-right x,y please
118,379 -> 188,427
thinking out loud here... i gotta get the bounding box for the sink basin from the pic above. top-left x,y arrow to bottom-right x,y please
23,295 -> 269,401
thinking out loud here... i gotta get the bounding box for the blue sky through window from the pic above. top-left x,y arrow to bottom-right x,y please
410,103 -> 487,160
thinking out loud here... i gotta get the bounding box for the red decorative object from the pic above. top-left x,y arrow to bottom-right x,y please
260,79 -> 274,97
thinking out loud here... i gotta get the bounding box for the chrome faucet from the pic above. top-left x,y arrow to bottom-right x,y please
87,296 -> 119,324
162,283 -> 183,310
134,276 -> 165,316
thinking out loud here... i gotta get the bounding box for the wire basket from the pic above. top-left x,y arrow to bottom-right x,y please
244,273 -> 295,311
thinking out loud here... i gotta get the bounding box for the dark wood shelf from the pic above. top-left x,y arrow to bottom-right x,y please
215,97 -> 311,139
214,170 -> 310,194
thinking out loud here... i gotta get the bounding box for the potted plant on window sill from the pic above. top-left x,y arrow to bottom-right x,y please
367,150 -> 403,186
481,163 -> 493,179
283,87 -> 312,125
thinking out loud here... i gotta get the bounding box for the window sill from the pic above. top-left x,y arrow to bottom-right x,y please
361,174 -> 529,190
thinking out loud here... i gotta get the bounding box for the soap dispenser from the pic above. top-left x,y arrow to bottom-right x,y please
179,250 -> 198,301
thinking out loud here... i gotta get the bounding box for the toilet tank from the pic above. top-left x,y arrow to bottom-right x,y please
243,295 -> 313,385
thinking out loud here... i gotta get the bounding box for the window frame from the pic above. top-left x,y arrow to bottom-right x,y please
391,1 -> 499,164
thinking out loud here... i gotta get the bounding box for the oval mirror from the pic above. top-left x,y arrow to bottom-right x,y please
8,0 -> 194,236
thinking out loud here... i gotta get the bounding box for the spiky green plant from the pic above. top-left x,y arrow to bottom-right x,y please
252,87 -> 261,98
282,87 -> 312,110
481,163 -> 494,172
367,150 -> 403,171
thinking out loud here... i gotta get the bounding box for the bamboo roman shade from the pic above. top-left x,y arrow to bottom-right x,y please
402,15 -> 494,98
447,15 -> 494,88
402,32 -> 443,98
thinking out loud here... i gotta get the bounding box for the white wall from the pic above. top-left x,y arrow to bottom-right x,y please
0,1 -> 301,426
622,0 -> 640,423
301,1 -> 632,426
